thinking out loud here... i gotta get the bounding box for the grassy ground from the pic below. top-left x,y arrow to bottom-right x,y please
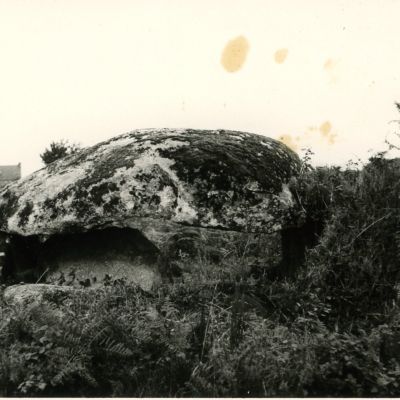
1,152 -> 400,397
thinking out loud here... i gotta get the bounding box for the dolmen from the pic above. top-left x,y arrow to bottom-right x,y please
0,129 -> 301,292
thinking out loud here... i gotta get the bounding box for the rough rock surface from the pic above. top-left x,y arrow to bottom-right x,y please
42,227 -> 161,291
3,283 -> 76,306
0,129 -> 301,289
0,129 -> 301,244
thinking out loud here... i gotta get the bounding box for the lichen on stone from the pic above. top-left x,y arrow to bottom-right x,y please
0,129 -> 301,240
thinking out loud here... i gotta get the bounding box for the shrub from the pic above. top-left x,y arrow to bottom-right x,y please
2,147 -> 400,396
40,140 -> 81,166
0,285 -> 195,396
293,153 -> 400,327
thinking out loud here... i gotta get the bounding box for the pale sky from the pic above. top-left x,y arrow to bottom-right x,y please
1,0 -> 400,176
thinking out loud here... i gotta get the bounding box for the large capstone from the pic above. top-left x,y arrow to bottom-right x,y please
0,129 -> 301,287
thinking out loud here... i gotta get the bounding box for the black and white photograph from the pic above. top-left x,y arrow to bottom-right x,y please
1,0 -> 400,397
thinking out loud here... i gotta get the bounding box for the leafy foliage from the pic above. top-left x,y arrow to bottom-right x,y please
2,132 -> 400,396
293,153 -> 400,327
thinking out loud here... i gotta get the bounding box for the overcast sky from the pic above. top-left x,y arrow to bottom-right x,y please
1,0 -> 400,176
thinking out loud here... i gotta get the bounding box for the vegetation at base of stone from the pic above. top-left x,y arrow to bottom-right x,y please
40,140 -> 81,166
1,146 -> 400,396
292,152 -> 400,326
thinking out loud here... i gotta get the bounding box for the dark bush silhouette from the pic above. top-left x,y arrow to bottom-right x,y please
40,140 -> 81,165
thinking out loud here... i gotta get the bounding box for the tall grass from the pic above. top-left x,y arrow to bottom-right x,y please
1,150 -> 400,396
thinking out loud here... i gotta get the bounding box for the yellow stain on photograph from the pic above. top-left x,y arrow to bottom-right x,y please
221,35 -> 250,73
274,48 -> 288,64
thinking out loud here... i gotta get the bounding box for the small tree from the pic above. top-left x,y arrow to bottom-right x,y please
40,140 -> 81,165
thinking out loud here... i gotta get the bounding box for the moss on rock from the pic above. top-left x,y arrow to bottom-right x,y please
0,129 -> 301,241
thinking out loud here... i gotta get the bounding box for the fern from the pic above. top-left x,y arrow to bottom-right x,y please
51,352 -> 95,388
97,336 -> 133,357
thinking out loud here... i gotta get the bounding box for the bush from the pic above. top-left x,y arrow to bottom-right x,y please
40,140 -> 81,165
186,313 -> 400,397
292,153 -> 400,327
2,146 -> 400,396
0,285 -> 195,396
